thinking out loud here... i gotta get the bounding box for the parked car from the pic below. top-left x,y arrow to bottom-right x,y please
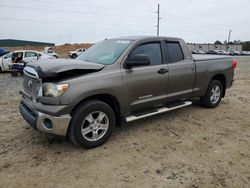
217,50 -> 228,55
0,50 -> 55,72
42,47 -> 59,58
240,51 -> 248,56
0,48 -> 9,57
19,36 -> 236,149
206,50 -> 221,55
229,50 -> 240,56
192,50 -> 205,54
68,48 -> 86,59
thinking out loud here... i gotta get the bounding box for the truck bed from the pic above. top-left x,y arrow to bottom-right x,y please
193,54 -> 231,61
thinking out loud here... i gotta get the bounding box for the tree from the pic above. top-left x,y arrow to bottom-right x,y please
214,40 -> 222,45
242,41 -> 250,51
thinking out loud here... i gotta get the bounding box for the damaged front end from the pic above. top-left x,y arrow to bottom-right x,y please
19,59 -> 105,136
27,58 -> 105,81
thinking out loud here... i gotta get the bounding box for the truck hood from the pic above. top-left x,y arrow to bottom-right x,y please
26,59 -> 105,79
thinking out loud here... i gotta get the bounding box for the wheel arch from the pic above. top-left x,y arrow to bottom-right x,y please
70,94 -> 122,126
211,74 -> 226,97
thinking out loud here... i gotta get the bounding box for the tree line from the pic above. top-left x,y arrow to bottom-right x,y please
214,40 -> 250,51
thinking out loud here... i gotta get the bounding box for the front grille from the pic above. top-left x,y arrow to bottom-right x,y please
23,74 -> 41,99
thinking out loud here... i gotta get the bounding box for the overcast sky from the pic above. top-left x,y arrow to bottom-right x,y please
0,0 -> 250,44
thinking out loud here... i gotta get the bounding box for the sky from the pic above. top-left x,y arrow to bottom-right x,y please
0,0 -> 250,44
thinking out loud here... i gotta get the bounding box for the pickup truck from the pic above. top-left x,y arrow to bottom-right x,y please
42,47 -> 59,58
19,36 -> 237,149
68,48 -> 86,59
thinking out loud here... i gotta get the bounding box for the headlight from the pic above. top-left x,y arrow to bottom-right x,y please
42,83 -> 69,97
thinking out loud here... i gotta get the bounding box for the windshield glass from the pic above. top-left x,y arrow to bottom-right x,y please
3,52 -> 13,59
77,39 -> 132,65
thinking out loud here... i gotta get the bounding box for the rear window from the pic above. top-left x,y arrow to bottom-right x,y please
165,42 -> 184,63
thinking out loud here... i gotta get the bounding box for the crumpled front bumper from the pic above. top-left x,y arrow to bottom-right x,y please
19,101 -> 71,136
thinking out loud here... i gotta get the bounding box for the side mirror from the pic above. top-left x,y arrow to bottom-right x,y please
125,54 -> 150,68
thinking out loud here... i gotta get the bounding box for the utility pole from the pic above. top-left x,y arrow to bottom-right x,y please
227,29 -> 232,51
227,29 -> 232,44
156,4 -> 160,36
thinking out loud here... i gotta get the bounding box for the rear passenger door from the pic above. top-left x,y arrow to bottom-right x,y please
165,40 -> 195,102
24,52 -> 39,62
122,41 -> 169,113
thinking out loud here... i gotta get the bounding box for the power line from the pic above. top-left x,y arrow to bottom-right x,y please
162,13 -> 250,32
0,17 -> 234,39
0,17 -> 154,28
1,3 -> 250,33
0,4 -> 155,20
31,0 -> 154,14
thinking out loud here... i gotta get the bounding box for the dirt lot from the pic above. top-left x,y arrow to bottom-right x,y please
0,57 -> 250,188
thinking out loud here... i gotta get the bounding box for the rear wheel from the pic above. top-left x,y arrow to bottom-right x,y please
68,100 -> 115,149
200,79 -> 223,108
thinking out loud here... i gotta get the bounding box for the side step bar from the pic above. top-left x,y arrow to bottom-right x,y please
125,101 -> 192,123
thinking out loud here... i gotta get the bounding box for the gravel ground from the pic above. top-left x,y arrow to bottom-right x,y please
0,57 -> 250,188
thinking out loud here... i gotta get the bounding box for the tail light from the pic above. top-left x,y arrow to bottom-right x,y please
231,59 -> 237,69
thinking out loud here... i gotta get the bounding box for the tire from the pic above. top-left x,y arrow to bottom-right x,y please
72,54 -> 77,59
68,100 -> 116,149
11,71 -> 18,77
200,79 -> 223,108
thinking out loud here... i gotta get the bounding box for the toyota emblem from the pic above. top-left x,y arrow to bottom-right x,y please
27,80 -> 33,88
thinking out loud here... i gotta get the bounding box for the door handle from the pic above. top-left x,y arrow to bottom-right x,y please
157,68 -> 168,74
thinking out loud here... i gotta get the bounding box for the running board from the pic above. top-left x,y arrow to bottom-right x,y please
125,101 -> 192,123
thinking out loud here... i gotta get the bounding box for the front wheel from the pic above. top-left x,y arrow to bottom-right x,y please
200,79 -> 223,108
11,71 -> 18,77
72,54 -> 77,59
68,100 -> 116,149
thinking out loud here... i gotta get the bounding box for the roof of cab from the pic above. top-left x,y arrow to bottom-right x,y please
12,50 -> 40,53
110,35 -> 183,42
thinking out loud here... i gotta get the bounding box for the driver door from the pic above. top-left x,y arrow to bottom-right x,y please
122,41 -> 169,114
2,55 -> 12,70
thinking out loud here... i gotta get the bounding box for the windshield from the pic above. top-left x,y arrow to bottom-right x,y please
77,39 -> 132,65
2,52 -> 13,59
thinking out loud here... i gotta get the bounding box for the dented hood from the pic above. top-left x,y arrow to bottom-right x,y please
26,59 -> 105,78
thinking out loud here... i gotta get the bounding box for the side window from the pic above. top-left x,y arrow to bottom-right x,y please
12,52 -> 23,63
166,42 -> 184,63
48,48 -> 53,53
25,52 -> 37,58
131,42 -> 162,65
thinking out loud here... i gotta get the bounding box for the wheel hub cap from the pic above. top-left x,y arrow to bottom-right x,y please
81,111 -> 109,141
210,85 -> 221,104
